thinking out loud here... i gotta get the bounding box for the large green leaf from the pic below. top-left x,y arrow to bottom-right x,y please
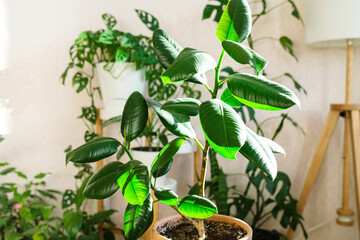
124,194 -> 153,240
260,137 -> 286,155
227,73 -> 300,111
152,29 -> 206,85
178,195 -> 218,219
147,99 -> 196,139
66,137 -> 120,164
161,98 -> 201,116
221,88 -> 243,107
199,99 -> 246,159
152,29 -> 182,69
117,160 -> 150,205
216,0 -> 252,43
121,91 -> 148,142
150,138 -> 186,177
161,48 -> 215,84
222,40 -> 267,75
154,188 -> 179,206
84,162 -> 123,199
239,127 -> 277,180
63,210 -> 83,240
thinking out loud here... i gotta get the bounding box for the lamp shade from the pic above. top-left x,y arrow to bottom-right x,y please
306,0 -> 360,47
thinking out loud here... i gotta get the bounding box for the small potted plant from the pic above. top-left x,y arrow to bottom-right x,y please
65,0 -> 300,239
61,12 -> 160,120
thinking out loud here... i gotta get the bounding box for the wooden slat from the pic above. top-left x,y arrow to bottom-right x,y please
350,110 -> 360,230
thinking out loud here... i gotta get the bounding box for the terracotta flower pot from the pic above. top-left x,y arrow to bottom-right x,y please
152,214 -> 253,240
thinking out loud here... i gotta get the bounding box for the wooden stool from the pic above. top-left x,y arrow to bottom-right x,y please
286,104 -> 360,239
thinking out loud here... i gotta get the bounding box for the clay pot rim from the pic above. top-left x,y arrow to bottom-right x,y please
153,214 -> 253,240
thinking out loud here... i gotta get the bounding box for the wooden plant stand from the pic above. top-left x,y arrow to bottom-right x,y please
287,42 -> 360,239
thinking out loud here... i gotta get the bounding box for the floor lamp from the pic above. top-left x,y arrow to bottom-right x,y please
287,0 -> 360,239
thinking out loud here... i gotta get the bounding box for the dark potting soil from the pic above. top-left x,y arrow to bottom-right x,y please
157,219 -> 247,240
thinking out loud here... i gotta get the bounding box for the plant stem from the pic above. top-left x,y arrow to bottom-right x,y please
212,50 -> 226,99
194,138 -> 205,151
170,206 -> 197,225
218,78 -> 228,87
119,141 -> 133,161
198,141 -> 210,197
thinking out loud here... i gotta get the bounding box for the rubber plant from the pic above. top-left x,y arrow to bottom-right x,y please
65,0 -> 300,239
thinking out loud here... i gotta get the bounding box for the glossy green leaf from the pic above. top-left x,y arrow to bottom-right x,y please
154,188 -> 178,206
117,160 -> 150,205
227,73 -> 300,111
65,136 -> 120,164
216,0 -> 252,43
199,99 -> 246,159
161,48 -> 215,84
260,137 -> 286,155
222,40 -> 267,75
239,127 -> 277,180
151,138 -> 186,177
152,158 -> 173,179
178,195 -> 218,219
121,91 -> 148,142
152,29 -> 182,69
63,210 -> 83,240
147,99 -> 196,139
135,9 -> 159,31
124,194 -> 153,240
161,98 -> 201,116
221,88 -> 243,107
152,29 -> 207,85
84,161 -> 122,199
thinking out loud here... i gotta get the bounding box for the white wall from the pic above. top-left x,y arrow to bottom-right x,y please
0,0 -> 359,239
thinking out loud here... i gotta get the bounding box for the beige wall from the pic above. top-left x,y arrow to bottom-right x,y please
0,0 -> 359,239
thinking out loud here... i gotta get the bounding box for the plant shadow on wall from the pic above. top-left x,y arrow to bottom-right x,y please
202,0 -> 307,239
65,0 -> 304,240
